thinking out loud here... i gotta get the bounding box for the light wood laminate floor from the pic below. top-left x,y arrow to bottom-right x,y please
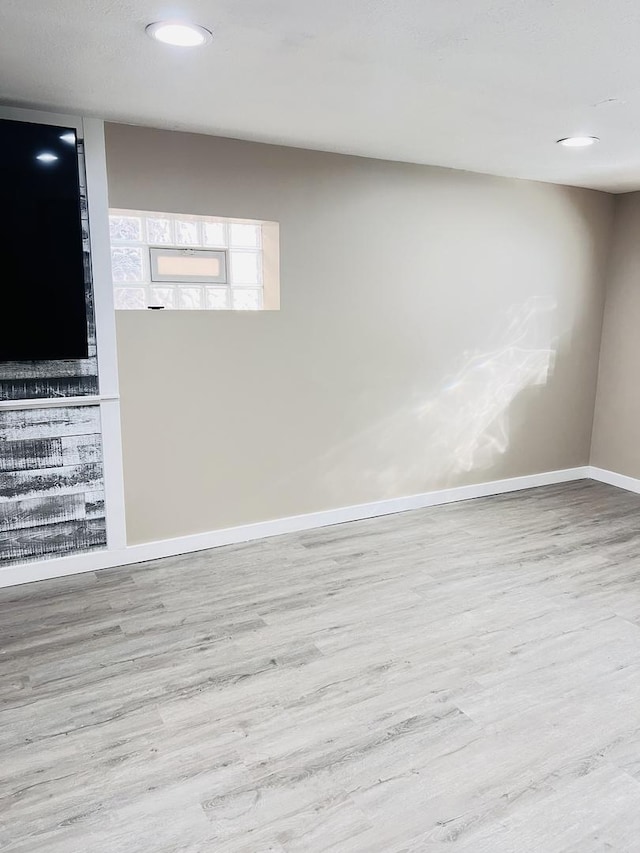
3,481 -> 640,851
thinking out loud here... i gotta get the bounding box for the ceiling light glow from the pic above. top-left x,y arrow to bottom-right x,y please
146,21 -> 212,47
36,152 -> 59,163
60,132 -> 76,144
556,136 -> 600,148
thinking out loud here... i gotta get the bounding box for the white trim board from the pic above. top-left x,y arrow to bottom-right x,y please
0,466 -> 589,589
0,395 -> 118,411
588,466 -> 640,494
82,117 -> 128,552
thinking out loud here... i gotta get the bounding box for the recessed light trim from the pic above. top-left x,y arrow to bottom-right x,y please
146,21 -> 212,47
556,136 -> 600,148
36,152 -> 59,163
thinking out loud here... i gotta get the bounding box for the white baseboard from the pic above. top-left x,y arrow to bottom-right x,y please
588,466 -> 640,494
0,466 -> 590,589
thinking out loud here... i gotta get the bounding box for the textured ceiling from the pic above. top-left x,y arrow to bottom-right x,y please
2,0 -> 640,191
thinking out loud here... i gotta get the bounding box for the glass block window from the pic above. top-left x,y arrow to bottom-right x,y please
109,209 -> 279,311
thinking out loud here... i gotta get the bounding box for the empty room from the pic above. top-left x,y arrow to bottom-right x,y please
2,2 -> 640,850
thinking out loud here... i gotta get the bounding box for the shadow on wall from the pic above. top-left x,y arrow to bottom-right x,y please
275,295 -> 558,502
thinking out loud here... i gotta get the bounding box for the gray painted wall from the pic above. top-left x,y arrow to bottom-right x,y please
591,192 -> 640,477
106,123 -> 615,545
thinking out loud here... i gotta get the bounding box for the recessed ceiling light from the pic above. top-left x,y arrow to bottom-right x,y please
60,132 -> 76,144
556,136 -> 600,148
146,21 -> 212,47
36,152 -> 59,163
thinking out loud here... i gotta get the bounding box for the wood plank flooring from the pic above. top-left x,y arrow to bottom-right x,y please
2,480 -> 640,851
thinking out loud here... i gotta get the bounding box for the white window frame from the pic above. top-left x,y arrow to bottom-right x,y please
149,247 -> 228,284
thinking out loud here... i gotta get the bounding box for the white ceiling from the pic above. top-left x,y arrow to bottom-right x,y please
2,0 -> 640,192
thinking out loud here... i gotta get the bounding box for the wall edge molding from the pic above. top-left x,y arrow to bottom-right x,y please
0,466 -> 590,589
588,466 -> 640,494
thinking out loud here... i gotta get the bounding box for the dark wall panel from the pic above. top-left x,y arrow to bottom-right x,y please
0,141 -> 98,404
0,137 -> 107,568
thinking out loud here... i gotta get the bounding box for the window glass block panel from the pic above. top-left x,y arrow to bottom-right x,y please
175,219 -> 200,245
111,246 -> 144,282
232,288 -> 263,310
109,215 -> 142,242
178,286 -> 204,310
150,287 -> 176,309
229,223 -> 261,248
146,217 -> 172,244
114,287 -> 146,309
205,287 -> 230,310
108,207 -> 276,312
230,251 -> 261,285
202,221 -> 227,247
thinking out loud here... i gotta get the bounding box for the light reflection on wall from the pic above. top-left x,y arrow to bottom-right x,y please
420,295 -> 556,478
279,296 -> 558,502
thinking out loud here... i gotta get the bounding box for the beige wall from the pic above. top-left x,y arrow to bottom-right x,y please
105,123 -> 614,545
591,193 -> 640,477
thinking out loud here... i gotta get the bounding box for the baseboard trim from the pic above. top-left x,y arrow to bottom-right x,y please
0,466 -> 590,589
588,466 -> 640,494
